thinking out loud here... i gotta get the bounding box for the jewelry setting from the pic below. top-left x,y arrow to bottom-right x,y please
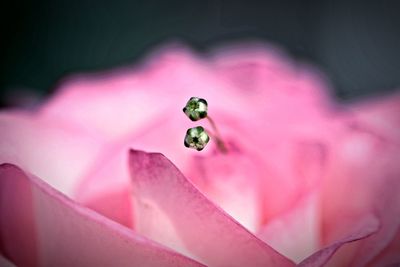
183,97 -> 227,152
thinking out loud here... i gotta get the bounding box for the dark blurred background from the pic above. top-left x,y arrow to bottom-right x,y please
1,0 -> 399,107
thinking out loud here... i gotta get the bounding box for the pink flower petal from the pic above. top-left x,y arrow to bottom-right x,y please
82,188 -> 134,228
253,140 -> 327,263
367,227 -> 400,267
319,121 -> 400,266
184,149 -> 263,232
40,72 -> 176,140
211,43 -> 334,129
129,149 -> 294,267
298,214 -> 380,267
349,92 -> 400,143
0,113 -> 136,228
257,192 -> 320,263
0,164 -> 204,267
0,112 -> 104,196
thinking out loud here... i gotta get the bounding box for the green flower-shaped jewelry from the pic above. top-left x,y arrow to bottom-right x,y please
184,126 -> 210,151
182,97 -> 226,152
183,97 -> 208,121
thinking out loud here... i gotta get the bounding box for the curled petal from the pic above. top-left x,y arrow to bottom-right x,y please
129,149 -> 294,267
0,164 -> 204,267
367,227 -> 400,267
299,214 -> 380,267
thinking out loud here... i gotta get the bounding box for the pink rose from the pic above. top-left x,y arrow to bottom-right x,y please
1,43 -> 399,267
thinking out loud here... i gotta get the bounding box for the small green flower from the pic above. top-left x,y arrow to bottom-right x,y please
184,126 -> 210,151
183,97 -> 208,121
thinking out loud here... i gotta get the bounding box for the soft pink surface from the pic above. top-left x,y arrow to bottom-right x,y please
319,118 -> 400,267
0,112 -> 105,196
1,43 -> 400,266
129,149 -> 294,267
0,164 -> 204,267
298,214 -> 380,267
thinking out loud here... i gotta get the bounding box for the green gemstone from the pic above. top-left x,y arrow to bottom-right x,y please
184,126 -> 210,151
183,97 -> 208,121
